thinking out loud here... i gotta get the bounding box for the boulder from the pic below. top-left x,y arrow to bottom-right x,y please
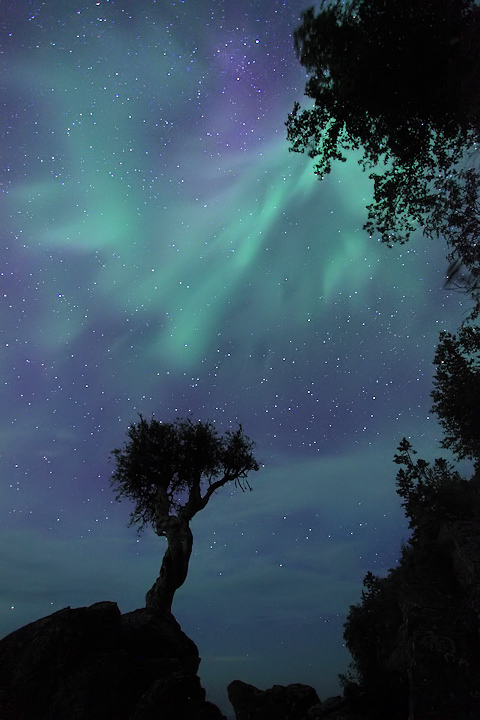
227,679 -> 320,720
0,600 -> 226,720
305,692 -> 368,719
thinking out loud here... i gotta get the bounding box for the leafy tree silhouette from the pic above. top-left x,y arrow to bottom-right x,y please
111,416 -> 259,614
432,324 -> 480,468
342,438 -> 480,715
286,0 -> 480,311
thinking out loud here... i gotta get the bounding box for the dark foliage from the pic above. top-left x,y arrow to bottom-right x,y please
287,0 -> 480,310
343,568 -> 408,715
110,416 -> 259,531
342,305 -> 480,714
432,325 -> 480,466
393,437 -> 479,539
343,432 -> 480,716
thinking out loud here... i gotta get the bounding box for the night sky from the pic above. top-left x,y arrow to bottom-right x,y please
0,1 -> 472,716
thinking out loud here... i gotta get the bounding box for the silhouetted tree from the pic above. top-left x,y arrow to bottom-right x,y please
111,416 -> 259,614
343,568 -> 407,714
394,437 -> 476,540
287,0 -> 480,308
343,438 -> 480,716
432,325 -> 480,466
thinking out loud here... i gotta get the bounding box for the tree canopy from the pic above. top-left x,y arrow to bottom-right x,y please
341,312 -> 480,710
110,416 -> 259,612
431,324 -> 480,466
287,0 -> 480,303
111,416 -> 259,527
342,437 -> 480,715
394,437 -> 476,539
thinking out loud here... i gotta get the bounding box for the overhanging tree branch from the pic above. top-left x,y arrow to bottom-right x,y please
287,0 -> 480,312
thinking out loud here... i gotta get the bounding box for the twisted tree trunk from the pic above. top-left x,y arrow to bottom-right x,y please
145,515 -> 193,614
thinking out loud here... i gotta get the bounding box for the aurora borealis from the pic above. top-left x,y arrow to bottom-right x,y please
0,1 -> 472,715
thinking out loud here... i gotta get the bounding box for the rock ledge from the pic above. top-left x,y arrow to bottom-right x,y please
0,600 -> 225,720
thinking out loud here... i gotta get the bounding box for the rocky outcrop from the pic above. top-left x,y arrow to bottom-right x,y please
227,680 -> 321,720
439,519 -> 480,605
0,601 -> 225,720
226,681 -> 372,720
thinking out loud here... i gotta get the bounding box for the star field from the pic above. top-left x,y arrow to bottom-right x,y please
0,1 -> 470,716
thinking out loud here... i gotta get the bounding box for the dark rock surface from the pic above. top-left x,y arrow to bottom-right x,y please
227,680 -> 320,720
0,600 -> 226,720
227,680 -> 372,720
